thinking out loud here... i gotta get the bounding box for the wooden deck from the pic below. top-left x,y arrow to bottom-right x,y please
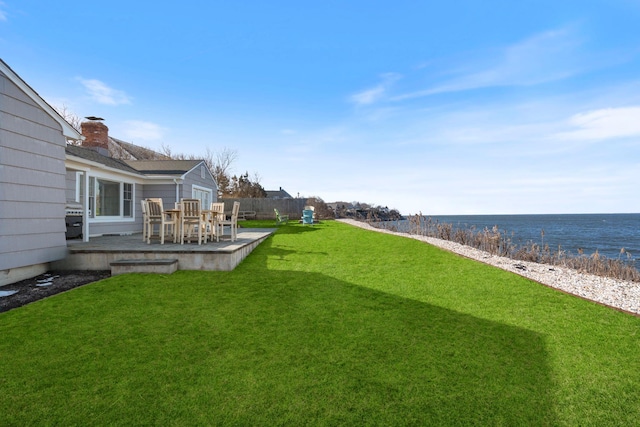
53,228 -> 275,273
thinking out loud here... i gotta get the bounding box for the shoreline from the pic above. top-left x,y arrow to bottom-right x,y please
338,219 -> 640,316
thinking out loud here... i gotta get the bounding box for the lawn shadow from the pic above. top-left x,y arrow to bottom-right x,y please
222,239 -> 558,425
204,267 -> 558,426
271,223 -> 322,235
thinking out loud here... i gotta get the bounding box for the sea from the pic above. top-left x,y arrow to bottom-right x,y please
389,213 -> 640,263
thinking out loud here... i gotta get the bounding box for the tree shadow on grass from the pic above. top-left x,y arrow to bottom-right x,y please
212,226 -> 556,424
271,223 -> 322,235
206,269 -> 557,426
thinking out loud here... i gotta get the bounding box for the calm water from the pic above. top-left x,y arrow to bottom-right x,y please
394,213 -> 640,262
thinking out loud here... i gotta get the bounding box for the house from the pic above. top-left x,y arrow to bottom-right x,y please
266,186 -> 293,199
1,59 -> 83,285
1,59 -> 218,286
65,119 -> 218,239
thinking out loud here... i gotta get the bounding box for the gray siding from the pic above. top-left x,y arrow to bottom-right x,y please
0,71 -> 67,270
142,184 -> 177,205
183,164 -> 218,203
65,170 -> 78,202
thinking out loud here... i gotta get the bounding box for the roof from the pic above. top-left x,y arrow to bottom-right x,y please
0,58 -> 82,141
66,145 -> 143,175
266,187 -> 293,199
109,137 -> 169,161
124,159 -> 203,175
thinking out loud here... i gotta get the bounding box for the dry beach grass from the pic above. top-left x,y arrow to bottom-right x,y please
339,218 -> 640,315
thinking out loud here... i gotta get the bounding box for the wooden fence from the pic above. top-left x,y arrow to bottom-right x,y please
218,198 -> 308,220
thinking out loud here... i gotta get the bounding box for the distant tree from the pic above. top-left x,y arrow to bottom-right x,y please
161,145 -> 239,197
304,196 -> 333,219
210,147 -> 238,196
228,171 -> 266,198
54,104 -> 83,145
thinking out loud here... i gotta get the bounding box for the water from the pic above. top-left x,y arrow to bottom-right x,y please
391,213 -> 640,262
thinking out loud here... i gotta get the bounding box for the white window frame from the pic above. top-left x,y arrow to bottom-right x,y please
123,183 -> 133,218
75,171 -> 84,203
87,176 -> 136,221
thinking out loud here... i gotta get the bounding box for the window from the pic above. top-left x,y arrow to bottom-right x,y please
123,183 -> 133,217
89,177 -> 95,218
192,185 -> 213,209
97,179 -> 120,216
88,177 -> 134,219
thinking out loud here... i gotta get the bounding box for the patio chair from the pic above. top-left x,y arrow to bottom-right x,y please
217,201 -> 240,242
304,205 -> 316,218
180,198 -> 207,245
302,209 -> 314,225
141,199 -> 148,242
145,198 -> 177,244
208,202 -> 225,241
274,208 -> 289,225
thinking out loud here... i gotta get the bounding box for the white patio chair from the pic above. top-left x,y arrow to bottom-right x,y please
141,199 -> 149,242
145,198 -> 177,244
180,198 -> 206,245
208,202 -> 225,242
217,201 -> 240,242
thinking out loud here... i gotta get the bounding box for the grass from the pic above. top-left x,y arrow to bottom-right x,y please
1,220 -> 639,425
374,215 -> 640,282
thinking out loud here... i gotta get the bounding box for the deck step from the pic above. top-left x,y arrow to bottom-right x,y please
110,258 -> 178,275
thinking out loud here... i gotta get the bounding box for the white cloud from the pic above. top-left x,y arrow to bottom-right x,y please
394,27 -> 584,100
122,120 -> 165,141
78,78 -> 131,105
555,106 -> 640,141
0,2 -> 7,21
350,73 -> 401,105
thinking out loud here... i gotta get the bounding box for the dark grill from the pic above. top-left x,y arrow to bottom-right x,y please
65,203 -> 83,239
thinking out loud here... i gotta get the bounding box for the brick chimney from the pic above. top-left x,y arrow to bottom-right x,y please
80,119 -> 109,154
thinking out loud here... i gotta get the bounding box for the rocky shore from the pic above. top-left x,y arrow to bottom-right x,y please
339,219 -> 640,316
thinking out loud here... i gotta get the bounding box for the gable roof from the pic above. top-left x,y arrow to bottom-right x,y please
109,137 -> 170,160
124,160 -> 203,176
66,146 -> 212,180
0,59 -> 82,141
66,145 -> 144,175
266,187 -> 293,199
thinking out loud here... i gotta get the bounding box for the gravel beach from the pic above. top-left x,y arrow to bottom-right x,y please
339,219 -> 640,316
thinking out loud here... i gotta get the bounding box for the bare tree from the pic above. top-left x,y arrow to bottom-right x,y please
160,143 -> 174,158
206,147 -> 238,196
304,196 -> 333,219
162,144 -> 240,196
53,104 -> 83,144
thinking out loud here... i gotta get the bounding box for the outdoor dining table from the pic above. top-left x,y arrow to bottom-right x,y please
158,206 -> 224,244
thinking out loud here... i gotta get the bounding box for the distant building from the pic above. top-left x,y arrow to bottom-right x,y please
266,187 -> 293,199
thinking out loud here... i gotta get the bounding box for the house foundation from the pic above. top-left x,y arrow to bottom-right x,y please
52,229 -> 274,272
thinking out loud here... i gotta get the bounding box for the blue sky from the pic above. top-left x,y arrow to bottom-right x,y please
2,1 -> 640,214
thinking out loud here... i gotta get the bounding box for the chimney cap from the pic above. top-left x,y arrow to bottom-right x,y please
85,116 -> 104,121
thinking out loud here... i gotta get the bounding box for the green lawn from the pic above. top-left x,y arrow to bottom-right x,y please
1,220 -> 639,426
